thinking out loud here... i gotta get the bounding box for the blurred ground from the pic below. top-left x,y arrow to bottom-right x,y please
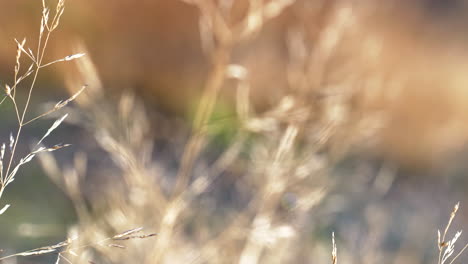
0,0 -> 468,263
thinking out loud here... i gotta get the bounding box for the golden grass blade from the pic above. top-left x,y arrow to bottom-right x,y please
36,114 -> 68,146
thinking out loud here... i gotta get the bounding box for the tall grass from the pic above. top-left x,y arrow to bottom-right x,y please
437,202 -> 468,264
0,0 -> 151,263
0,0 -> 80,215
1,0 -> 467,263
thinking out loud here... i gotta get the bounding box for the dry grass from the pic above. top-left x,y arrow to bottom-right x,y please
332,232 -> 337,264
0,227 -> 155,263
1,0 -> 467,263
0,0 -> 146,263
437,203 -> 468,264
0,0 -> 83,214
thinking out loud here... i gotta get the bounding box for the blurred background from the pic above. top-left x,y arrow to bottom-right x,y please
1,0 -> 468,263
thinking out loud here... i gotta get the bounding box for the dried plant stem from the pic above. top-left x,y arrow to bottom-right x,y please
449,243 -> 468,264
150,25 -> 233,264
239,125 -> 299,264
332,232 -> 337,264
438,203 -> 458,264
23,107 -> 58,126
172,44 -> 232,198
0,227 -> 155,261
437,202 -> 467,264
3,37 -> 44,197
0,0 -> 72,206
